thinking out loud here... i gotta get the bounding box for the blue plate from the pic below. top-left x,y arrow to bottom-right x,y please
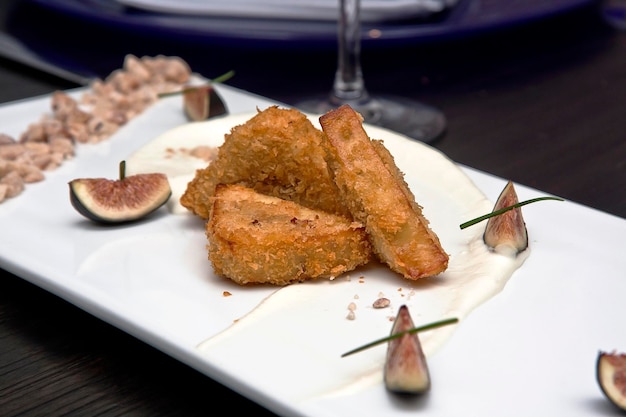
19,0 -> 598,49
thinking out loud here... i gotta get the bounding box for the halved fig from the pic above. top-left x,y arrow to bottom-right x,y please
483,180 -> 528,255
384,305 -> 431,394
69,161 -> 171,224
183,85 -> 227,121
597,350 -> 626,411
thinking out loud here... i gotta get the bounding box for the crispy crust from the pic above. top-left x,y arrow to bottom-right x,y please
180,106 -> 349,219
206,184 -> 373,286
319,105 -> 449,280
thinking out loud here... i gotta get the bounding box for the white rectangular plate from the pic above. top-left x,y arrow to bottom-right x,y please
1,84 -> 625,416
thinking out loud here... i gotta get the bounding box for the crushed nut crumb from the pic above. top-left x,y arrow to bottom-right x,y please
372,297 -> 390,309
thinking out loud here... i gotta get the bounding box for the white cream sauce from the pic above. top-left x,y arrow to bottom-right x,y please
126,113 -> 529,405
126,118 -> 227,214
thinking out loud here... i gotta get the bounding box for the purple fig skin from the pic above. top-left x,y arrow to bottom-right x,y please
597,351 -> 626,411
483,180 -> 528,256
183,86 -> 227,121
384,305 -> 431,394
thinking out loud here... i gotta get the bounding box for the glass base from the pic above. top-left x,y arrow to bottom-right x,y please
296,94 -> 446,144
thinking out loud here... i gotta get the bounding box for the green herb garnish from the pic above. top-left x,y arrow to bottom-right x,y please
459,196 -> 564,230
119,160 -> 127,180
341,317 -> 459,358
157,70 -> 235,98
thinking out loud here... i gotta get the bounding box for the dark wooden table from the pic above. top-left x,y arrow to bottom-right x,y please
1,1 -> 624,416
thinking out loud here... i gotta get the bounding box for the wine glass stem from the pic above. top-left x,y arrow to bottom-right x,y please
333,0 -> 369,102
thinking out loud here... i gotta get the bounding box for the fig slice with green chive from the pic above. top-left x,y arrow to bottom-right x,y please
384,305 -> 431,395
158,70 -> 233,121
183,85 -> 227,121
483,180 -> 528,256
597,350 -> 626,411
69,160 -> 171,224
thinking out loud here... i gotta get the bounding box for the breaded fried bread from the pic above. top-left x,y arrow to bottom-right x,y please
206,184 -> 373,286
319,105 -> 449,280
180,106 -> 349,219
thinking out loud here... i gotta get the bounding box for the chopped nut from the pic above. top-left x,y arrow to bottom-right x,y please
0,133 -> 16,145
23,141 -> 49,155
0,143 -> 26,160
41,118 -> 65,138
20,122 -> 46,143
123,54 -> 152,82
18,163 -> 45,182
373,297 -> 391,309
0,184 -> 8,202
31,153 -> 59,172
0,171 -> 25,198
48,136 -> 74,158
51,91 -> 83,122
71,124 -> 92,144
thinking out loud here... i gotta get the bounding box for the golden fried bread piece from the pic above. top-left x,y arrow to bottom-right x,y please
180,106 -> 349,219
319,105 -> 448,280
206,184 -> 373,286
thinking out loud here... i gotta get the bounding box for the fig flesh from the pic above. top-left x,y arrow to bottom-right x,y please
69,161 -> 171,224
483,180 -> 528,256
597,350 -> 626,411
384,305 -> 431,394
183,85 -> 227,121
